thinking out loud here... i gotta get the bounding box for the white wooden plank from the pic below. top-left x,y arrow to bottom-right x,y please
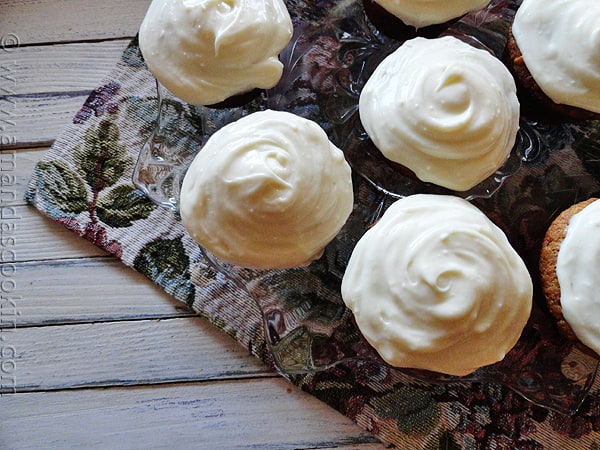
1,40 -> 134,147
7,205 -> 108,261
2,92 -> 90,148
5,317 -> 271,392
6,258 -> 193,327
0,40 -> 130,95
1,1 -> 388,448
1,0 -> 151,45
0,380 -> 385,449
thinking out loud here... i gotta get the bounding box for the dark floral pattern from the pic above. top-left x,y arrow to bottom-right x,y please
73,81 -> 121,124
25,0 -> 600,448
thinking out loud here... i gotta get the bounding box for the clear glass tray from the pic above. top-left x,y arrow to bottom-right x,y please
133,0 -> 600,415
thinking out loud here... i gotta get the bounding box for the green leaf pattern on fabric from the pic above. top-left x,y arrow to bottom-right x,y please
370,387 -> 440,435
133,237 -> 195,306
32,114 -> 156,231
33,160 -> 88,218
97,184 -> 155,228
74,119 -> 130,191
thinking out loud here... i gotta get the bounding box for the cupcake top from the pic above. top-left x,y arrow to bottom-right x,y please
512,0 -> 600,114
555,199 -> 600,355
138,0 -> 293,106
341,194 -> 533,376
179,110 -> 354,270
372,0 -> 490,28
359,36 -> 520,192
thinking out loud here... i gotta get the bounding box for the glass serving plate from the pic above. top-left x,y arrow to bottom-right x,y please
133,0 -> 600,415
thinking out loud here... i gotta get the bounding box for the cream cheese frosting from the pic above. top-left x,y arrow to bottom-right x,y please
341,194 -> 533,376
179,110 -> 354,269
512,0 -> 600,113
359,37 -> 520,192
556,199 -> 600,355
372,0 -> 491,28
138,0 -> 293,106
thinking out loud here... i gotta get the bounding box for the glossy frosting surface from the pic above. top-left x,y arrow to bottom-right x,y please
139,0 -> 293,105
512,0 -> 600,113
341,194 -> 533,376
180,110 -> 354,269
373,0 -> 490,27
359,37 -> 520,191
557,199 -> 600,355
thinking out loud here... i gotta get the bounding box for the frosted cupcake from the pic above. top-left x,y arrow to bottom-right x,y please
179,110 -> 354,269
539,198 -> 600,358
363,0 -> 491,40
359,36 -> 520,191
507,0 -> 600,122
341,194 -> 533,376
138,0 -> 293,107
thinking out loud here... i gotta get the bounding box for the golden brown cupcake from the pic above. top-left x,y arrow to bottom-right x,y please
540,198 -> 600,357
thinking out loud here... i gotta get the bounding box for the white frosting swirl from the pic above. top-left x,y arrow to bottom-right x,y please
180,110 -> 354,269
359,37 -> 520,192
512,0 -> 600,113
556,199 -> 600,355
374,0 -> 491,28
341,194 -> 533,376
139,0 -> 293,105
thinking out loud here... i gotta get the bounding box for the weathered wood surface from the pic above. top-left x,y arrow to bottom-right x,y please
2,380 -> 381,450
1,1 -> 388,448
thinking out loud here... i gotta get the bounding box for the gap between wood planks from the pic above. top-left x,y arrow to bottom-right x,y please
4,316 -> 278,391
1,39 -> 136,149
4,372 -> 281,396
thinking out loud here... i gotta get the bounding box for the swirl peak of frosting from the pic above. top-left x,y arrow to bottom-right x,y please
341,194 -> 532,376
180,110 -> 354,269
373,0 -> 490,28
359,36 -> 520,191
139,0 -> 293,105
512,0 -> 600,113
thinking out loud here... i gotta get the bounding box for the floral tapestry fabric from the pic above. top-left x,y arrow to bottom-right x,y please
26,0 -> 600,448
